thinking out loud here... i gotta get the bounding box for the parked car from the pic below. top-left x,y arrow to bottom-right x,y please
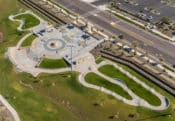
147,16 -> 153,21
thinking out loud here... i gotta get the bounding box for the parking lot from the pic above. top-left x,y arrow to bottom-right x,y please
91,0 -> 175,23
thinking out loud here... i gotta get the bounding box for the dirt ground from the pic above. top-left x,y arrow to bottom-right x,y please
0,102 -> 14,121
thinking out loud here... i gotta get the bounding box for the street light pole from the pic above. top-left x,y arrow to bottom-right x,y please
67,44 -> 75,71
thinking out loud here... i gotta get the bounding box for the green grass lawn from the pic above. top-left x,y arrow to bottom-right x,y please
95,57 -> 104,64
85,72 -> 132,100
99,64 -> 161,106
14,14 -> 40,29
0,1 -> 81,121
21,34 -> 36,47
1,0 -> 175,121
39,58 -> 68,69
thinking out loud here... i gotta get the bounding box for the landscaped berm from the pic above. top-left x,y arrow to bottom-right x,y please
21,34 -> 36,47
98,64 -> 161,106
0,0 -> 175,121
85,72 -> 132,100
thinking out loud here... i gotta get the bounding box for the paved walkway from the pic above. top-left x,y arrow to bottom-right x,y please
77,59 -> 169,110
102,60 -> 168,110
0,95 -> 20,121
8,10 -> 44,31
16,33 -> 33,49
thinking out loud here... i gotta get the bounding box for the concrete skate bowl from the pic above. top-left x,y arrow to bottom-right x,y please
44,39 -> 66,51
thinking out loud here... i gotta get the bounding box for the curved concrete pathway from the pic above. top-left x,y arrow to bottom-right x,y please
78,60 -> 169,110
0,95 -> 20,121
16,33 -> 33,49
9,10 -> 43,31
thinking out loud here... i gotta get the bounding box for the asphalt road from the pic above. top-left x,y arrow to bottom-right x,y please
92,0 -> 175,23
53,0 -> 175,66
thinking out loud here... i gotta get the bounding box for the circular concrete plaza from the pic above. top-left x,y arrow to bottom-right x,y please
44,38 -> 66,51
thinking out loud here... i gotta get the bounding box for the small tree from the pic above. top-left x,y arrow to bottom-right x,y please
118,34 -> 124,39
132,41 -> 139,56
120,51 -> 124,56
158,55 -> 164,64
144,50 -> 148,64
110,0 -> 118,8
161,16 -> 170,25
